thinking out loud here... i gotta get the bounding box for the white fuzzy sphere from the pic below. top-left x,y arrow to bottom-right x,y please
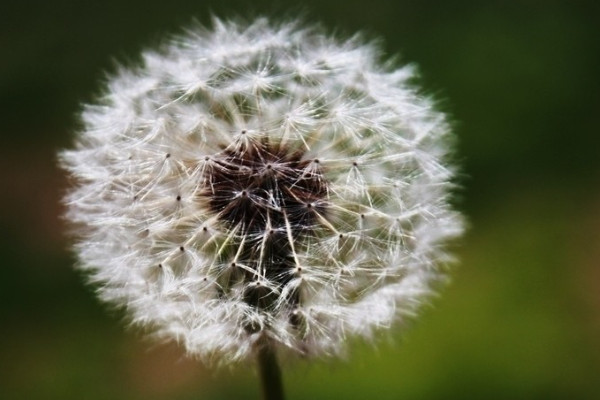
61,18 -> 463,362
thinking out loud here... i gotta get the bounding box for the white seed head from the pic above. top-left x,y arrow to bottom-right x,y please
60,17 -> 463,363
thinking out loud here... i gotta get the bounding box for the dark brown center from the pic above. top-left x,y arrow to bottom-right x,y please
201,136 -> 328,327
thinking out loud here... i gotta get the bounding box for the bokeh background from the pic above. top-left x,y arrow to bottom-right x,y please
1,0 -> 599,399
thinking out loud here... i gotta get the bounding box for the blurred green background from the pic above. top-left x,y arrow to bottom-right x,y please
1,0 -> 599,399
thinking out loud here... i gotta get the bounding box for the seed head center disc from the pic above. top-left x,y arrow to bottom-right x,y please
205,136 -> 328,237
201,135 -> 328,315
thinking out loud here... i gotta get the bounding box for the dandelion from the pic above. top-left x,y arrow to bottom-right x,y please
61,17 -> 463,399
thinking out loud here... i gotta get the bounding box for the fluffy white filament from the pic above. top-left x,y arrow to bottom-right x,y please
61,18 -> 463,362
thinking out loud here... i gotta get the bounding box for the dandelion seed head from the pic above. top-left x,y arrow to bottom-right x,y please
60,17 -> 463,362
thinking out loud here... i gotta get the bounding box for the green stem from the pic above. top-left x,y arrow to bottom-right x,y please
257,341 -> 285,400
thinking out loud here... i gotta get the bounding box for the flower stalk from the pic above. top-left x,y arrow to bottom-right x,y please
257,341 -> 285,400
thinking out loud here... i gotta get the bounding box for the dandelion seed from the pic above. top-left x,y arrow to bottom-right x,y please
60,16 -> 463,399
